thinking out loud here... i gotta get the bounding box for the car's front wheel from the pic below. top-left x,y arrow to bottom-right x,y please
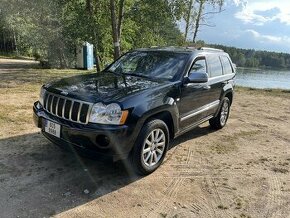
130,119 -> 169,175
209,97 -> 231,129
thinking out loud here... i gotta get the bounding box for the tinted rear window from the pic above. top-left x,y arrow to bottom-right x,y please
220,56 -> 233,75
207,55 -> 223,77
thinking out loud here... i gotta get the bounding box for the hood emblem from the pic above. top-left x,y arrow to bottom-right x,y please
60,91 -> 69,96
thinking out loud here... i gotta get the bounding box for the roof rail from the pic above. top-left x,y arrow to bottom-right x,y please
198,47 -> 224,52
186,46 -> 196,50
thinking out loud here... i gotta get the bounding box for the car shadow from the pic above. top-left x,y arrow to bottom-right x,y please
0,126 -> 215,217
169,125 -> 216,150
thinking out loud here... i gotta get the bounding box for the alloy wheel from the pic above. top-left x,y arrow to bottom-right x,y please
141,128 -> 166,167
220,101 -> 229,126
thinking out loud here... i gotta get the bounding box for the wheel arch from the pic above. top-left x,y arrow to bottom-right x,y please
143,110 -> 175,140
225,91 -> 233,106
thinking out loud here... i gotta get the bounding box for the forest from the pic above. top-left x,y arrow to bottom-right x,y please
0,0 -> 289,70
0,0 -> 223,70
210,44 -> 290,69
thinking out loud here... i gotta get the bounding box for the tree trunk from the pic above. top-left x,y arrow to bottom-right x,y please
3,32 -> 7,53
117,0 -> 125,43
193,0 -> 204,43
184,0 -> 194,42
86,0 -> 101,72
12,29 -> 18,55
110,0 -> 121,60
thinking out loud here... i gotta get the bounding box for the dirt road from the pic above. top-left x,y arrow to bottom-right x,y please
0,58 -> 290,218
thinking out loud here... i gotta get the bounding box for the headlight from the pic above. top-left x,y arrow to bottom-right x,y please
89,103 -> 128,125
39,87 -> 46,106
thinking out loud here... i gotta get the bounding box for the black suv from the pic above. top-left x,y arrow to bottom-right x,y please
33,47 -> 236,175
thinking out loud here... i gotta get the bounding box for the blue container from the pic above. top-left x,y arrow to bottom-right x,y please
76,42 -> 94,70
83,42 -> 94,70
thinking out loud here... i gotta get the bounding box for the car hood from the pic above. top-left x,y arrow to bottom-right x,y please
46,72 -> 168,102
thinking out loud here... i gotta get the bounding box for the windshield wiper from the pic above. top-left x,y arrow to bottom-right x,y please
103,69 -> 122,75
123,73 -> 152,79
104,70 -> 154,80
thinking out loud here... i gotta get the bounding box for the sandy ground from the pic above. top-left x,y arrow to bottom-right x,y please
0,59 -> 290,218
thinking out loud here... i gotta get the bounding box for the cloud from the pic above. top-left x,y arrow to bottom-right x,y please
245,29 -> 290,45
234,1 -> 290,25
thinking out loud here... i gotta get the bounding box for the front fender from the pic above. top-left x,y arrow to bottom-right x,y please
131,96 -> 179,138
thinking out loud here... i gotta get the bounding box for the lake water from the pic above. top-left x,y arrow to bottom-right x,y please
236,68 -> 290,90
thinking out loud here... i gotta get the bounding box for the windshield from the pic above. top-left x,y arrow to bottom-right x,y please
107,51 -> 190,80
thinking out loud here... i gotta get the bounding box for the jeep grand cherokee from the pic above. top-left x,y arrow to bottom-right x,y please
33,47 -> 236,175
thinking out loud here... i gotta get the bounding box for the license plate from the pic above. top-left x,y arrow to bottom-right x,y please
44,120 -> 61,138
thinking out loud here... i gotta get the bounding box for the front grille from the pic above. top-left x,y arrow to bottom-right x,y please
43,92 -> 93,124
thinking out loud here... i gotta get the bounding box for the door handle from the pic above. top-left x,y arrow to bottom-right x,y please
203,85 -> 211,90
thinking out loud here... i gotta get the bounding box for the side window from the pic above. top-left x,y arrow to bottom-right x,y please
207,55 -> 223,77
220,56 -> 233,75
189,58 -> 207,75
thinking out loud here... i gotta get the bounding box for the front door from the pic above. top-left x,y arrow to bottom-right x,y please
177,57 -> 213,129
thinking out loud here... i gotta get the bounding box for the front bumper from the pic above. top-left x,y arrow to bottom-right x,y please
33,101 -> 138,161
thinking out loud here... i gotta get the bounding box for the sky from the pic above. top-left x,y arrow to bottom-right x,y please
187,0 -> 290,53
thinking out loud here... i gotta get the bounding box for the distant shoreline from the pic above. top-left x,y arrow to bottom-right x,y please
237,66 -> 289,72
236,86 -> 290,93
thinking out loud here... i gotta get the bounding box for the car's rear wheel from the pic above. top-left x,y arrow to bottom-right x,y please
209,97 -> 230,129
130,119 -> 169,175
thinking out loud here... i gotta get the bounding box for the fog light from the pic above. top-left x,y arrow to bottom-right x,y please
36,102 -> 42,110
96,135 -> 110,148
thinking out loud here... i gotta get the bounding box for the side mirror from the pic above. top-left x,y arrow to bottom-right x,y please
185,72 -> 208,84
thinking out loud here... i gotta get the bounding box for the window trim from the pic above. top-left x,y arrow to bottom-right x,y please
186,56 -> 208,78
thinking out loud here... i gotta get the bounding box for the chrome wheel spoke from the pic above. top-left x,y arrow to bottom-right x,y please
145,152 -> 151,162
156,142 -> 165,147
153,152 -> 158,163
154,129 -> 160,141
143,147 -> 151,154
156,148 -> 163,154
150,132 -> 154,141
156,134 -> 164,142
149,153 -> 154,166
145,139 -> 151,145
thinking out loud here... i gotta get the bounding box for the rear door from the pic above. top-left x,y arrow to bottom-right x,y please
203,54 -> 224,117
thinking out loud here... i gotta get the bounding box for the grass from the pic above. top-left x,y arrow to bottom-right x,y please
0,65 -> 94,138
0,54 -> 34,60
1,68 -> 94,86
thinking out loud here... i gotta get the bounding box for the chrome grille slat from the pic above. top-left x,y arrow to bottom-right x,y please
43,91 -> 93,124
69,100 -> 74,120
86,104 -> 93,124
45,93 -> 49,109
62,99 -> 66,118
56,97 -> 60,117
77,103 -> 82,123
50,96 -> 54,113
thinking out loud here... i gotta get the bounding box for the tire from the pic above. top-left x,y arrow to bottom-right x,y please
209,97 -> 231,130
130,119 -> 169,175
